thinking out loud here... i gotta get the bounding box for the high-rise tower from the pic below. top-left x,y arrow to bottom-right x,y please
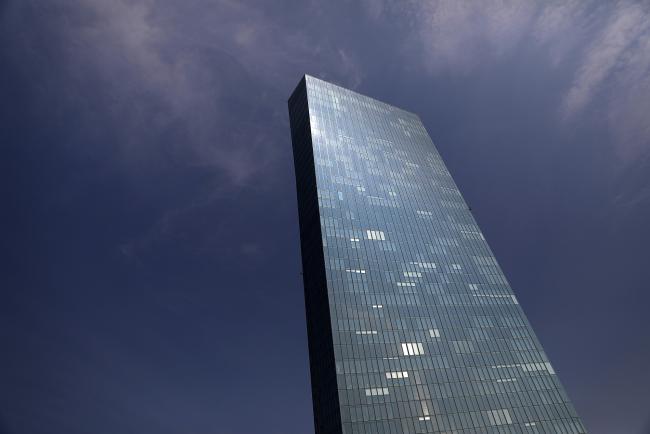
289,75 -> 586,434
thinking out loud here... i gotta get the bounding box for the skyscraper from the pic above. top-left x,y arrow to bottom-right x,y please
288,75 -> 586,434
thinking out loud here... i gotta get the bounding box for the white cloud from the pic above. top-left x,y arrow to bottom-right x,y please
562,2 -> 649,118
3,0 -> 364,184
532,0 -> 591,66
404,0 -> 537,74
378,0 -> 650,162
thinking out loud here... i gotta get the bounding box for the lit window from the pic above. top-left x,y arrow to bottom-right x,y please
429,328 -> 441,338
365,387 -> 389,396
385,371 -> 409,379
520,362 -> 555,375
485,409 -> 512,426
545,362 -> 555,374
365,230 -> 386,240
421,401 -> 430,418
401,342 -> 424,356
496,378 -> 517,383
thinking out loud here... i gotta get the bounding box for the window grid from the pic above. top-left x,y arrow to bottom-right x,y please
290,75 -> 586,434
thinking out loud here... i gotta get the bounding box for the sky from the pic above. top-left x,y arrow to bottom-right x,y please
1,1 -> 650,433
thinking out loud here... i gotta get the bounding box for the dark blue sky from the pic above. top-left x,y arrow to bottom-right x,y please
1,1 -> 650,433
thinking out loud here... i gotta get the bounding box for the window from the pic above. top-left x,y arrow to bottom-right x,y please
429,328 -> 441,338
385,371 -> 409,379
401,342 -> 424,356
365,230 -> 386,240
365,387 -> 389,396
452,340 -> 474,354
485,409 -> 512,426
520,362 -> 555,375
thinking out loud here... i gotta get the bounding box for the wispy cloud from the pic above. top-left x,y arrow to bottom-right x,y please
3,0 -> 649,233
562,2 -> 650,120
532,0 -> 592,66
1,0 -> 369,258
372,0 -> 650,163
1,0 -> 362,185
414,0 -> 538,74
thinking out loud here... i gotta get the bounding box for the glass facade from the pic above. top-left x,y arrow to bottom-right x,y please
288,75 -> 586,434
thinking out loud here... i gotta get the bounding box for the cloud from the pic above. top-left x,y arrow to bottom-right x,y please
1,0 -> 369,258
532,0 -> 592,66
335,48 -> 364,89
11,0 -> 644,175
414,0 -> 537,74
373,0 -> 650,163
561,2 -> 649,118
1,0 -> 362,184
3,0 -> 649,235
542,1 -> 650,163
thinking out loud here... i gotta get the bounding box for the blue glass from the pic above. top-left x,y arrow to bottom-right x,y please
289,75 -> 586,434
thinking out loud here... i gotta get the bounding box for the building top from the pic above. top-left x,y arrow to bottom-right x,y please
300,73 -> 421,120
